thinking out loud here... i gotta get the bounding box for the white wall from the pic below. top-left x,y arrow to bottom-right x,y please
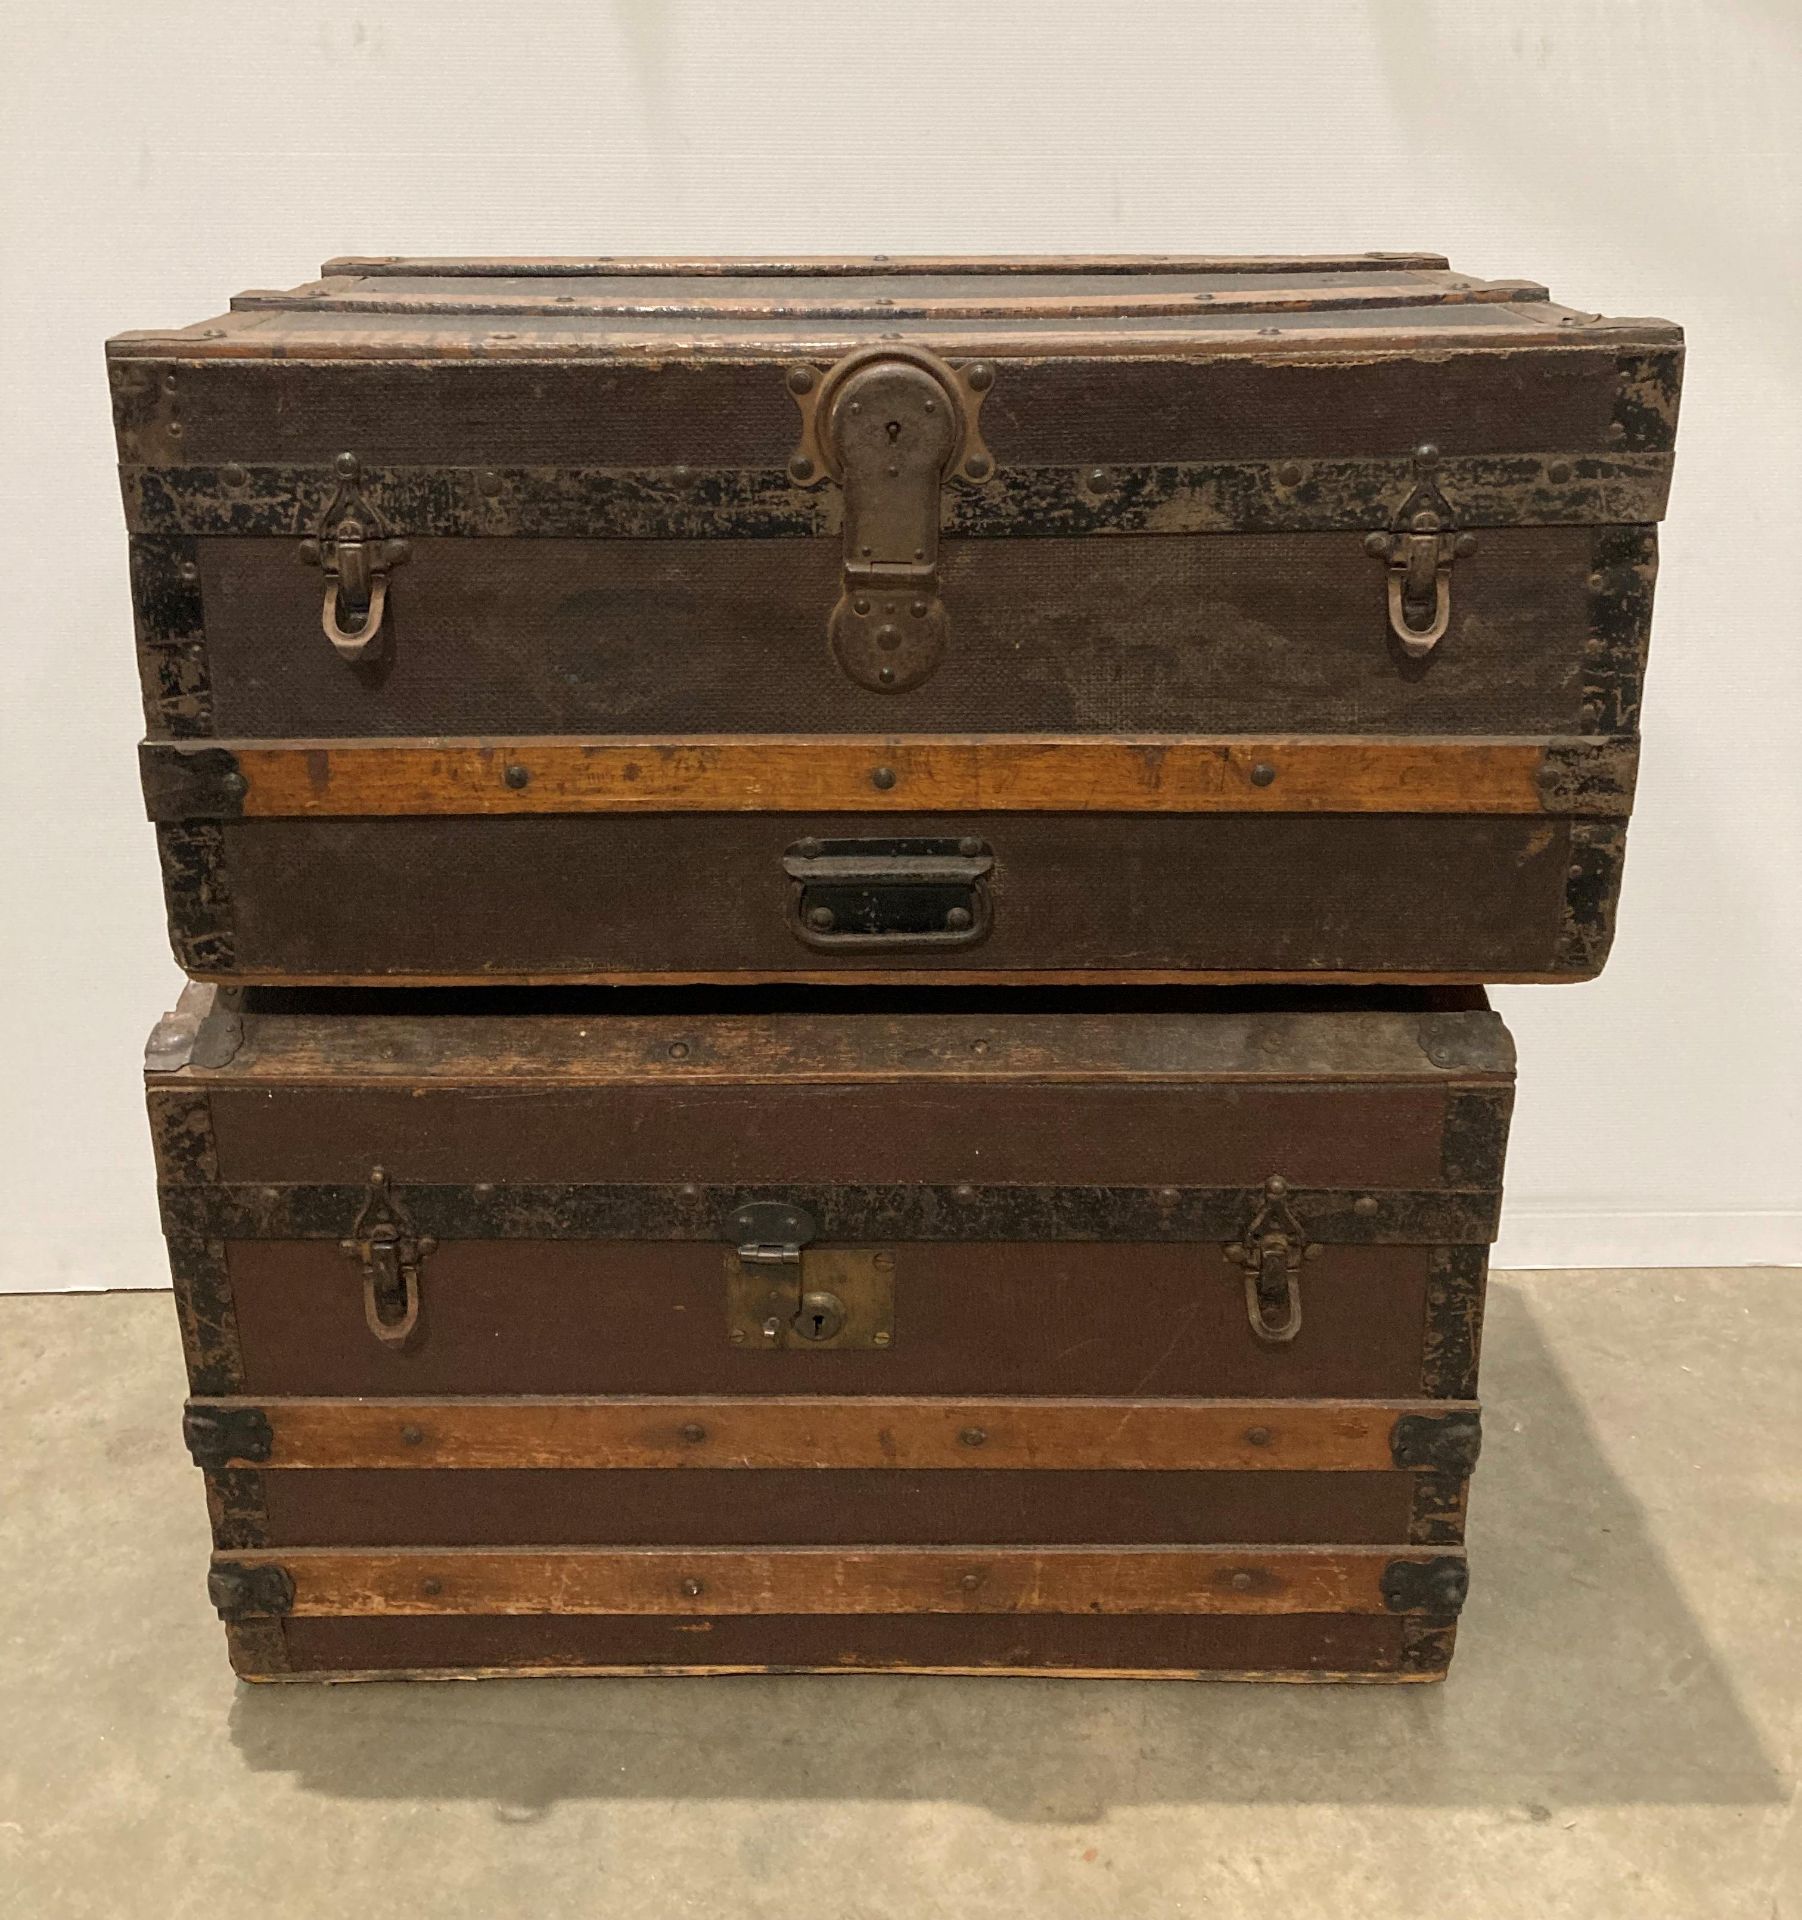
2,0 -> 1797,1290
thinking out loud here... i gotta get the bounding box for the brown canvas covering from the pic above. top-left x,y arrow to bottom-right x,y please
112,254 -> 1680,985
149,981 -> 1510,1681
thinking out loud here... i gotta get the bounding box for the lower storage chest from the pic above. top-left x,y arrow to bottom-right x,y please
148,982 -> 1512,1682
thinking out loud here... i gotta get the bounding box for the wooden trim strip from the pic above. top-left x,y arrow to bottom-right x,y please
232,280 -> 1543,323
142,735 -> 1637,821
321,253 -> 1457,278
217,1544 -> 1461,1617
192,1396 -> 1476,1473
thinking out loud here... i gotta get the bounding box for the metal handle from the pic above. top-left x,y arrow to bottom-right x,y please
784,836 -> 993,951
322,567 -> 389,662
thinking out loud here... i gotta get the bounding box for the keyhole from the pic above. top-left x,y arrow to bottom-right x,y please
792,1289 -> 847,1343
885,419 -> 903,441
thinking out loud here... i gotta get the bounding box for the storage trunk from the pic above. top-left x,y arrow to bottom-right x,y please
112,253 -> 1680,986
149,980 -> 1512,1681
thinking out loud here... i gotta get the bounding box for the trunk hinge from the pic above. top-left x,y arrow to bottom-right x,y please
1223,1175 -> 1321,1344
298,452 -> 411,664
340,1166 -> 435,1348
785,346 -> 994,694
1364,443 -> 1478,659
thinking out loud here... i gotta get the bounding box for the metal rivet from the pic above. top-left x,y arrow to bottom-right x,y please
1159,1186 -> 1180,1204
679,1183 -> 699,1200
878,667 -> 895,684
872,1330 -> 891,1346
970,1039 -> 989,1055
960,1571 -> 983,1591
163,372 -> 178,391
789,455 -> 815,481
874,623 -> 902,650
422,1577 -> 442,1596
167,422 -> 183,437
1086,467 -> 1108,492
729,1328 -> 746,1344
1416,444 -> 1440,467
179,562 -> 199,582
1354,1195 -> 1379,1217
945,906 -> 973,931
1250,762 -> 1276,787
1455,532 -> 1479,557
965,454 -> 991,479
871,765 -> 897,791
959,1427 -> 987,1447
852,596 -> 871,616
1364,531 -> 1392,558
872,1252 -> 894,1271
1246,1427 -> 1272,1447
958,837 -> 984,857
680,1578 -> 705,1598
954,1183 -> 976,1201
849,401 -> 862,415
1278,463 -> 1303,487
1303,1243 -> 1323,1261
504,764 -> 529,789
911,599 -> 929,618
796,837 -> 822,857
807,906 -> 835,931
1587,572 -> 1606,591
1265,1176 -> 1288,1196
222,773 -> 247,797
965,362 -> 994,391
1568,863 -> 1586,879
221,462 -> 247,488
1230,1571 -> 1255,1593
668,1041 -> 691,1059
680,1423 -> 706,1444
335,453 -> 359,478
786,365 -> 816,394
1549,462 -> 1572,485
401,1425 -> 424,1446
478,470 -> 501,497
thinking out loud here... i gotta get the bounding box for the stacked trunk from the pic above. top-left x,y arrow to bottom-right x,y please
115,254 -> 1680,1681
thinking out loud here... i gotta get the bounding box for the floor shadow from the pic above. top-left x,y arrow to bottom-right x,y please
228,1282 -> 1786,1821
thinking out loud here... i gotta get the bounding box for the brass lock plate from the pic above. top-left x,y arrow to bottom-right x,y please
725,1248 -> 896,1351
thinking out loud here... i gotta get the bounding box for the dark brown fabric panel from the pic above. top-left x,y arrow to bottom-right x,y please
256,1466 -> 1418,1548
197,528 -> 1603,738
205,1082 -> 1450,1187
216,813 -> 1571,978
277,1609 -> 1412,1675
158,350 -> 1642,469
224,1240 -> 1437,1398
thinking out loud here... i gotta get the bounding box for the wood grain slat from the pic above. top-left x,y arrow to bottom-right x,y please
320,253 -> 1457,278
219,1544 -> 1456,1617
150,736 -> 1636,820
194,1395 -> 1473,1472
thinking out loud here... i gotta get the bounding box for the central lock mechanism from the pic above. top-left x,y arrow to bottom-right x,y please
785,346 -> 995,693
723,1201 -> 896,1350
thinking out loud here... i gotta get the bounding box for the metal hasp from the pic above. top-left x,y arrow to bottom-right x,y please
340,1166 -> 436,1348
783,835 -> 994,951
1364,443 -> 1478,658
724,1201 -> 896,1351
298,452 -> 411,663
1223,1175 -> 1321,1344
786,346 -> 994,692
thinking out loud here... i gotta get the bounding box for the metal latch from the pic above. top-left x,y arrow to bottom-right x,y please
785,346 -> 994,694
339,1166 -> 435,1348
1364,443 -> 1478,659
1224,1175 -> 1321,1344
724,1201 -> 895,1350
784,835 -> 994,950
298,452 -> 410,663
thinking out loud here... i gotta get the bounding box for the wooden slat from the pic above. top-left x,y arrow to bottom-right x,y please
231,279 -> 1542,322
221,1544 -> 1455,1616
321,253 -> 1456,277
165,736 -> 1634,819
197,1396 -> 1472,1472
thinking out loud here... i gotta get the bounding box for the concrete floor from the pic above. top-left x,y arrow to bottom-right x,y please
0,1272 -> 1796,1919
